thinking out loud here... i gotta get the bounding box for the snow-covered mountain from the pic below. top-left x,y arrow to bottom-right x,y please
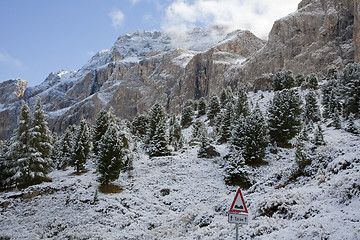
0,0 -> 358,140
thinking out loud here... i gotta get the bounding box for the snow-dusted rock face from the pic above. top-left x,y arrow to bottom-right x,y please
0,0 -> 358,139
0,28 -> 265,138
236,0 -> 359,85
355,0 -> 360,62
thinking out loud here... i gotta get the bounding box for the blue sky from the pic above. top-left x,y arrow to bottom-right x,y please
0,0 -> 299,86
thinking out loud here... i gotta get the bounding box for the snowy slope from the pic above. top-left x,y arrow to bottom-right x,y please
1,89 -> 360,239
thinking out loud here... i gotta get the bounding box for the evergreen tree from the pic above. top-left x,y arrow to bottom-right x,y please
207,94 -> 221,122
346,113 -> 359,134
54,127 -> 74,169
304,90 -> 321,123
0,140 -> 14,189
97,122 -> 125,187
219,102 -> 234,143
234,86 -> 249,119
30,97 -> 53,166
192,120 -> 207,141
131,114 -> 149,139
169,116 -> 183,151
197,129 -> 210,158
146,103 -> 170,157
231,105 -> 269,165
224,149 -> 251,188
268,89 -> 303,143
307,73 -> 319,90
293,133 -> 311,179
70,120 -> 92,172
313,124 -> 326,146
272,70 -> 295,91
93,108 -> 116,156
197,97 -> 207,117
339,63 -> 360,117
10,101 -> 50,187
295,74 -> 306,87
331,108 -> 342,129
322,79 -> 341,118
220,87 -> 234,107
181,101 -> 194,128
220,89 -> 228,107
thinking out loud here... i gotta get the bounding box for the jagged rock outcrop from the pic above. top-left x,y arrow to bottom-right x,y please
235,0 -> 359,85
0,0 -> 358,139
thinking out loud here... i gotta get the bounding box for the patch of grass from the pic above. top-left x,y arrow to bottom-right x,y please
98,183 -> 123,194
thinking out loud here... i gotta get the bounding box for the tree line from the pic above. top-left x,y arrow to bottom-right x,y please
1,63 -> 359,190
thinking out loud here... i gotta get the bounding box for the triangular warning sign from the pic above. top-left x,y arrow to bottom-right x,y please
229,188 -> 248,213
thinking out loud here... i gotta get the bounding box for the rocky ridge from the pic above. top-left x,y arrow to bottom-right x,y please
0,0 -> 359,139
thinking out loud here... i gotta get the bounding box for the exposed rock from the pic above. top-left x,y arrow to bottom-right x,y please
236,0 -> 358,86
355,0 -> 360,62
0,0 -> 358,139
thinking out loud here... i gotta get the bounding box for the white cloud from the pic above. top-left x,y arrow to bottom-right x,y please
162,0 -> 299,39
0,52 -> 23,68
108,9 -> 125,29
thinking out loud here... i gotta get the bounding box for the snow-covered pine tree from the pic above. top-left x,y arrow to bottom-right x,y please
146,103 -> 170,157
197,126 -> 210,158
30,97 -> 53,167
197,97 -> 207,117
339,63 -> 360,117
192,119 -> 207,141
292,133 -> 311,180
234,86 -> 249,119
219,102 -> 234,143
224,149 -> 251,188
268,89 -> 303,144
220,87 -> 234,107
346,113 -> 359,134
10,100 -> 50,187
231,105 -> 269,165
0,140 -> 14,189
272,70 -> 295,91
307,73 -> 319,90
207,94 -> 221,123
295,73 -> 306,87
304,90 -> 321,123
181,101 -> 194,128
169,115 -> 183,151
131,114 -> 149,139
93,108 -> 116,156
97,122 -> 125,187
322,75 -> 341,119
313,124 -> 326,146
331,108 -> 342,129
70,120 -> 92,172
220,89 -> 228,107
54,126 -> 74,169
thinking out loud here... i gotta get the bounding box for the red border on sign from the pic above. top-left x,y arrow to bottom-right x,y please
229,188 -> 248,213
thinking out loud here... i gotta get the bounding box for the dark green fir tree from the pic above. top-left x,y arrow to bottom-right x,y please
146,103 -> 170,157
97,122 -> 125,187
70,120 -> 92,172
268,89 -> 303,144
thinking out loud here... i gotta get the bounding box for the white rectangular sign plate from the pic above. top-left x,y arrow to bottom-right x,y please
228,212 -> 248,224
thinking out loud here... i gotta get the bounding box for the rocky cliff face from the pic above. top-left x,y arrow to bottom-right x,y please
235,0 -> 359,84
0,0 -> 358,139
355,0 -> 360,62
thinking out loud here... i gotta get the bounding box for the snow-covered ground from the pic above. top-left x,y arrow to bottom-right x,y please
1,90 -> 360,239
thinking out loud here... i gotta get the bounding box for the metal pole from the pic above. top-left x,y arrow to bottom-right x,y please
236,223 -> 239,240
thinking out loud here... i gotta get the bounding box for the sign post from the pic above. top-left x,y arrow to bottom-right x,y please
228,188 -> 248,240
